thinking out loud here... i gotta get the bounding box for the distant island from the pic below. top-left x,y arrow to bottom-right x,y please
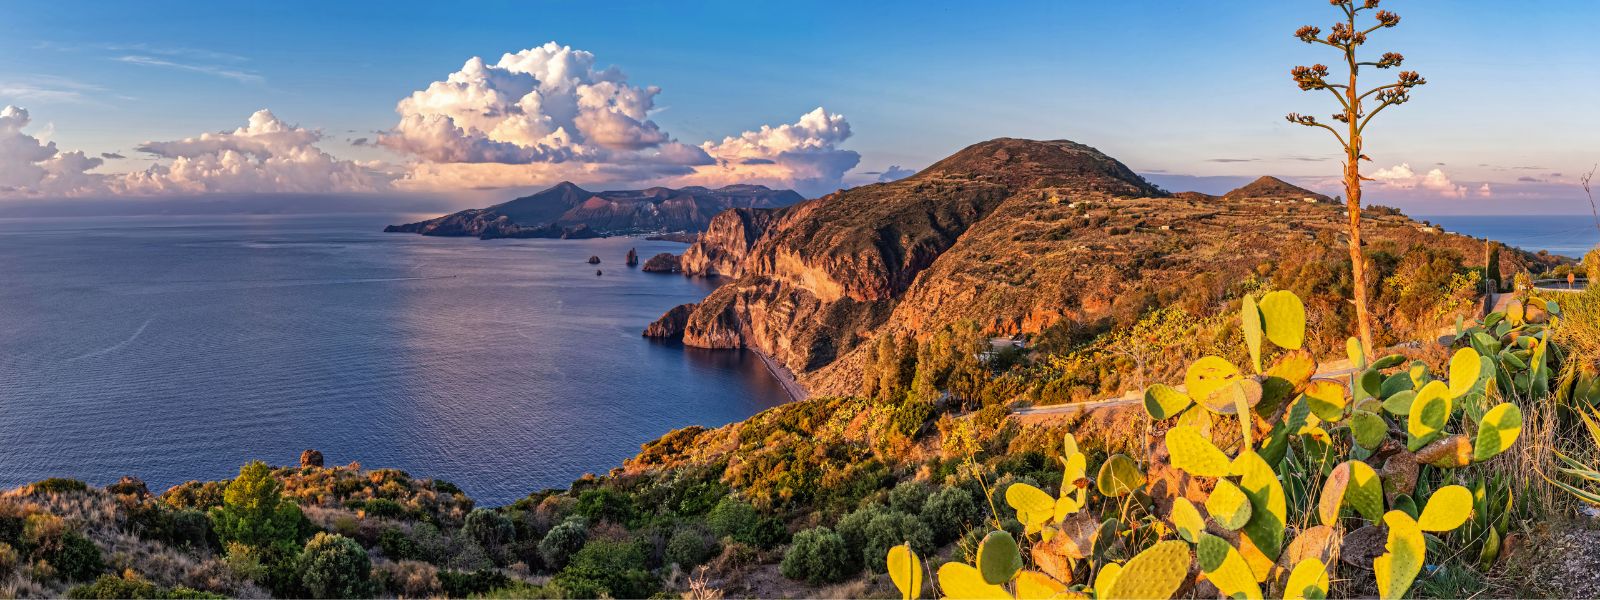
384,182 -> 804,240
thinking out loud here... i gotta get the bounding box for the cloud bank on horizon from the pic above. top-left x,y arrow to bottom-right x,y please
0,42 -> 861,199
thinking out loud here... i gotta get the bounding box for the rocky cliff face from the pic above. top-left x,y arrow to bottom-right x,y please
385,182 -> 804,239
680,208 -> 779,278
646,138 -> 1555,396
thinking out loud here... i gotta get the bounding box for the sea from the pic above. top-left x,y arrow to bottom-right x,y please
1419,214 -> 1600,258
0,214 -> 788,505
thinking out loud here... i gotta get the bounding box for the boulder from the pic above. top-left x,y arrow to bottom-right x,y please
300,449 -> 325,468
587,255 -> 601,264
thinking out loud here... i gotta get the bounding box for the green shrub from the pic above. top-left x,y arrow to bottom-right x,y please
888,480 -> 931,514
209,461 -> 305,554
361,498 -> 404,519
833,506 -> 878,574
537,517 -> 587,571
296,532 -> 372,599
859,510 -> 933,574
28,478 -> 89,494
376,527 -> 416,561
574,488 -> 635,525
779,527 -> 852,584
663,527 -> 716,568
52,532 -> 105,582
68,574 -> 223,599
462,509 -> 515,550
553,539 -> 657,600
920,485 -> 979,544
705,497 -> 786,548
437,569 -> 508,597
168,509 -> 214,550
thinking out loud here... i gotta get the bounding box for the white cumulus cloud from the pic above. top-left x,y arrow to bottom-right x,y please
0,105 -> 105,196
0,106 -> 388,197
116,109 -> 388,194
672,107 -> 860,194
1370,162 -> 1468,198
384,42 -> 859,196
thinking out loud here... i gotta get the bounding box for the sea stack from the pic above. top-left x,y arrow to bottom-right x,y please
587,255 -> 601,264
626,247 -> 639,267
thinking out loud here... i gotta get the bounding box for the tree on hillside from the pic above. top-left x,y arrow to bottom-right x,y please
1285,0 -> 1426,358
210,460 -> 305,553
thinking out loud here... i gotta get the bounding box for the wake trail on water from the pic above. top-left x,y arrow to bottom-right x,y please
69,317 -> 153,362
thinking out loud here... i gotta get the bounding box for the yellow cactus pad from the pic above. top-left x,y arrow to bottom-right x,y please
1007,483 -> 1056,528
1375,511 -> 1425,600
1258,290 -> 1307,350
1015,571 -> 1065,600
1417,484 -> 1473,532
888,544 -> 923,600
1407,380 -> 1453,452
1473,403 -> 1524,462
1283,558 -> 1329,600
1144,383 -> 1193,420
1186,356 -> 1243,413
1196,533 -> 1263,600
1096,454 -> 1144,497
1166,425 -> 1231,478
937,562 -> 1011,600
1207,479 -> 1254,531
1301,379 -> 1347,422
1170,497 -> 1206,543
1448,347 -> 1482,399
1243,294 -> 1265,374
1104,540 -> 1192,600
1232,451 -> 1286,561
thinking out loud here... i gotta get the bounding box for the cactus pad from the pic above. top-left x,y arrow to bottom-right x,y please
1144,383 -> 1193,420
977,530 -> 1023,585
1233,450 -> 1286,561
1197,533 -> 1263,600
1374,511 -> 1425,600
1243,294 -> 1265,374
1302,379 -> 1347,422
1006,483 -> 1055,528
1473,403 -> 1523,462
1347,337 -> 1366,370
1319,460 -> 1383,524
1186,356 -> 1243,413
1407,380 -> 1453,452
1381,389 -> 1416,416
1417,484 -> 1472,532
1015,570 -> 1066,600
1170,497 -> 1206,543
1104,540 -> 1192,600
888,544 -> 922,600
1258,290 -> 1306,350
1207,478 -> 1254,531
937,562 -> 1009,599
1166,425 -> 1231,477
1283,558 -> 1329,600
1097,454 -> 1144,497
1448,347 -> 1482,398
1350,410 -> 1389,450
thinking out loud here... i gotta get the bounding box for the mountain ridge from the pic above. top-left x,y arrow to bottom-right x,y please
646,137 -> 1558,396
384,182 -> 804,239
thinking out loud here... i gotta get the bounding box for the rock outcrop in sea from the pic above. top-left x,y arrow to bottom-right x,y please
626,248 -> 639,267
641,253 -> 682,273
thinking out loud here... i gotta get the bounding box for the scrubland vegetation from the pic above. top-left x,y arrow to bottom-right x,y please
3,257 -> 1594,599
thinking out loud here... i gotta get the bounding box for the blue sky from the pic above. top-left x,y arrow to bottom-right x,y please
1,0 -> 1596,213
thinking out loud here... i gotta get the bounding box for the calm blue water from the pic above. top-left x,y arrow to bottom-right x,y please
1419,214 -> 1600,258
0,215 -> 787,505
